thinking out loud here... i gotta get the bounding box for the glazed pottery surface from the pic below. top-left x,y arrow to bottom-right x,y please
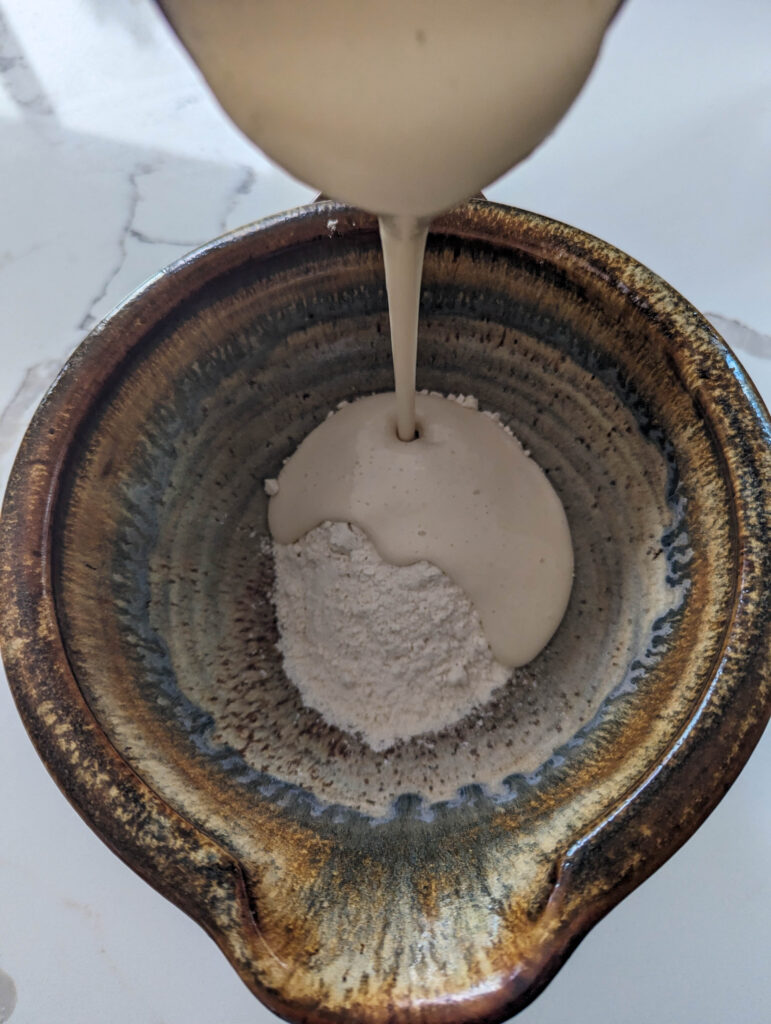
1,202 -> 769,1024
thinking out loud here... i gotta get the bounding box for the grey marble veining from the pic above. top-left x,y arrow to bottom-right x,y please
0,7 -> 54,117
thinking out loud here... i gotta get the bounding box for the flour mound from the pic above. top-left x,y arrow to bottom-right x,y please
272,521 -> 510,750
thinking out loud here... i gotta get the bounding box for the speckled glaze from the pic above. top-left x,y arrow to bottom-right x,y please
1,202 -> 769,1024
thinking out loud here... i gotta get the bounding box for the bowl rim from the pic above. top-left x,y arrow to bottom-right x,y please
1,199 -> 770,1023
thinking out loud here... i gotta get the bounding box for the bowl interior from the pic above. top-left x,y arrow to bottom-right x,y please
11,202 -> 765,1023
54,210 -> 728,826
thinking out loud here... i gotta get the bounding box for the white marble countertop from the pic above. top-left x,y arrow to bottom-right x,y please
0,1 -> 769,1022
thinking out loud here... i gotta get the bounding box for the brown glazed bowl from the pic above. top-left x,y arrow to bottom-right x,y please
1,201 -> 770,1024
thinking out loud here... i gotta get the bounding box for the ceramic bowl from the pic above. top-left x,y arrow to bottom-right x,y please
1,201 -> 769,1024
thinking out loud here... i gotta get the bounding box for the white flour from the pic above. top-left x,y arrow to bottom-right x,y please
271,519 -> 511,750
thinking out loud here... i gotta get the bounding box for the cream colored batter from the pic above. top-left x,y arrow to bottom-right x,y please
159,0 -> 619,664
269,393 -> 573,667
159,0 -> 618,218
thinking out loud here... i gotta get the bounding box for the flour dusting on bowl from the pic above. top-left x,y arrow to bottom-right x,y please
271,520 -> 511,750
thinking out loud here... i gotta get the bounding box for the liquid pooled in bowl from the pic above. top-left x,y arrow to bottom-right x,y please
158,0 -> 618,715
269,393 -> 572,669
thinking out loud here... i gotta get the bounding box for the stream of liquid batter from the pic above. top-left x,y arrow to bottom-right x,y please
159,0 -> 619,664
378,215 -> 429,440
